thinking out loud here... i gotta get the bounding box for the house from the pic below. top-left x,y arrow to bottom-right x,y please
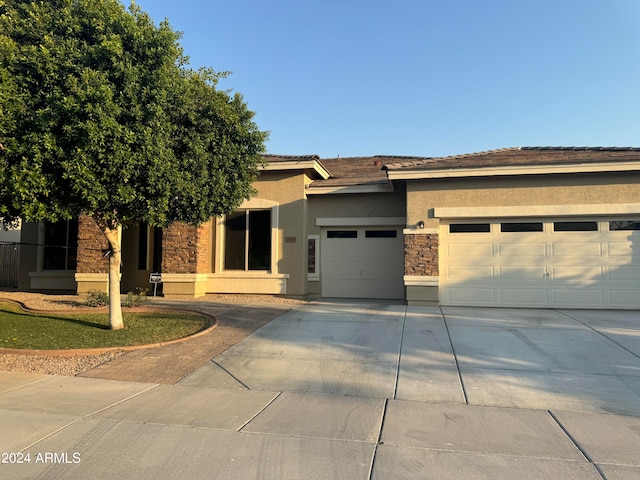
17,146 -> 640,309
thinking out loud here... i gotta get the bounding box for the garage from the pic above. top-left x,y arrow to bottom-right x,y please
440,218 -> 640,308
321,226 -> 404,299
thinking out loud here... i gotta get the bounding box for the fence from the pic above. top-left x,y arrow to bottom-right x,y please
0,244 -> 19,287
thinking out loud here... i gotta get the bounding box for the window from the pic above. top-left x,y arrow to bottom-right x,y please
554,221 -> 598,232
307,235 -> 320,281
43,219 -> 78,270
500,222 -> 543,233
365,230 -> 398,238
327,230 -> 358,238
609,220 -> 640,231
224,210 -> 271,271
449,223 -> 491,233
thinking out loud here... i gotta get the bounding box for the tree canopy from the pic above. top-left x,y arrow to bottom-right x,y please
0,0 -> 267,229
0,0 -> 268,328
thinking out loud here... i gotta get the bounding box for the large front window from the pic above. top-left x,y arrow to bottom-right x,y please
43,219 -> 78,270
224,210 -> 271,271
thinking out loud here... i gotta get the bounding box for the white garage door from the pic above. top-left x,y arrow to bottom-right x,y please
321,227 -> 404,299
440,218 -> 640,308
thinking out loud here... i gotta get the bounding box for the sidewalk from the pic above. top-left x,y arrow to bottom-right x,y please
1,370 -> 638,479
1,300 -> 639,479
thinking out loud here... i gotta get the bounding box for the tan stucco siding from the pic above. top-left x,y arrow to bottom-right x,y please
407,173 -> 640,227
306,186 -> 406,233
246,171 -> 307,295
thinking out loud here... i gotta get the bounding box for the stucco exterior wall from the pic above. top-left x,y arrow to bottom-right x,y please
407,172 -> 640,227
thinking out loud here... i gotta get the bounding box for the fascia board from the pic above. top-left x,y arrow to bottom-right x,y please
306,183 -> 394,195
433,203 -> 640,219
261,160 -> 330,179
387,161 -> 640,180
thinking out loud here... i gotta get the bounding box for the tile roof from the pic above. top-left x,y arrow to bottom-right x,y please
382,147 -> 640,171
311,156 -> 389,187
262,154 -> 320,162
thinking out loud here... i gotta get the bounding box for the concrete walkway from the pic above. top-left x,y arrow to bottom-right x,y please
1,300 -> 639,479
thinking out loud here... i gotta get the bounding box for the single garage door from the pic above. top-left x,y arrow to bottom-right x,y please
440,218 -> 640,308
321,227 -> 404,299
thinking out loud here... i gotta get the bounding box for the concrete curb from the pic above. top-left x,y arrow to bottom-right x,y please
0,297 -> 218,357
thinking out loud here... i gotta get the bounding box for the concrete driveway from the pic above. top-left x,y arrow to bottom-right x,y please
181,300 -> 640,415
2,300 -> 639,479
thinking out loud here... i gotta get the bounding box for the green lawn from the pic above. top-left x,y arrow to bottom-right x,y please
0,302 -> 209,350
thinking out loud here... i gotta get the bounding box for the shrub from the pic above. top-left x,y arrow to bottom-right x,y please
85,289 -> 109,307
125,288 -> 149,308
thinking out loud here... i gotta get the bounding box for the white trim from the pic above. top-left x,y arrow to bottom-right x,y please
262,160 -> 330,179
218,199 -> 280,274
433,203 -> 640,219
403,228 -> 439,235
404,275 -> 439,286
387,161 -> 640,180
306,183 -> 394,195
316,217 -> 405,227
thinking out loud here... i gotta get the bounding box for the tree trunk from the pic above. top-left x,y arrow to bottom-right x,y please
102,224 -> 124,330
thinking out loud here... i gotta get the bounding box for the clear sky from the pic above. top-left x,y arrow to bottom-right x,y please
133,0 -> 640,159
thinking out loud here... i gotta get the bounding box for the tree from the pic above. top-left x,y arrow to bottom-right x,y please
0,0 -> 267,329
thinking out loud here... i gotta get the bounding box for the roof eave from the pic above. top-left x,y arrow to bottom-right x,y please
306,183 -> 395,195
386,161 -> 640,180
261,160 -> 331,179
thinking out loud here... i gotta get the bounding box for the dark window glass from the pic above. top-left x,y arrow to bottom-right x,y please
43,219 -> 77,270
224,211 -> 248,270
609,220 -> 640,231
500,222 -> 543,233
225,210 -> 271,271
365,230 -> 397,238
449,223 -> 491,233
248,210 -> 271,270
554,221 -> 598,232
308,238 -> 316,274
327,230 -> 358,238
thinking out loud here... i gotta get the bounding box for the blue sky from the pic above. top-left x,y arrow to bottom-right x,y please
134,0 -> 640,158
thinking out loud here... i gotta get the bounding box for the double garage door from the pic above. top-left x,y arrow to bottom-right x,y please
440,218 -> 640,308
321,227 -> 404,299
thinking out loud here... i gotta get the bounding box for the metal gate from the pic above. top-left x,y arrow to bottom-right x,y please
0,244 -> 19,287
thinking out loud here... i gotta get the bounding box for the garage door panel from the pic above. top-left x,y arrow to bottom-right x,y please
447,265 -> 494,281
499,266 -> 546,280
551,266 -> 603,282
447,244 -> 494,258
448,287 -> 495,304
498,288 -> 548,305
608,266 -> 640,281
498,243 -> 546,257
552,243 -> 602,257
609,290 -> 640,306
608,243 -> 634,257
553,289 -> 605,306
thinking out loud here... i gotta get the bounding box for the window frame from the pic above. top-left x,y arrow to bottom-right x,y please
42,219 -> 78,271
224,209 -> 273,272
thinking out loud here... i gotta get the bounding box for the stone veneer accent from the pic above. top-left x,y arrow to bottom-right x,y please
162,222 -> 211,274
76,215 -> 109,274
404,233 -> 439,276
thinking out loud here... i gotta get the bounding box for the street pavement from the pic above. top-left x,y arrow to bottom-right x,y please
1,300 -> 639,479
